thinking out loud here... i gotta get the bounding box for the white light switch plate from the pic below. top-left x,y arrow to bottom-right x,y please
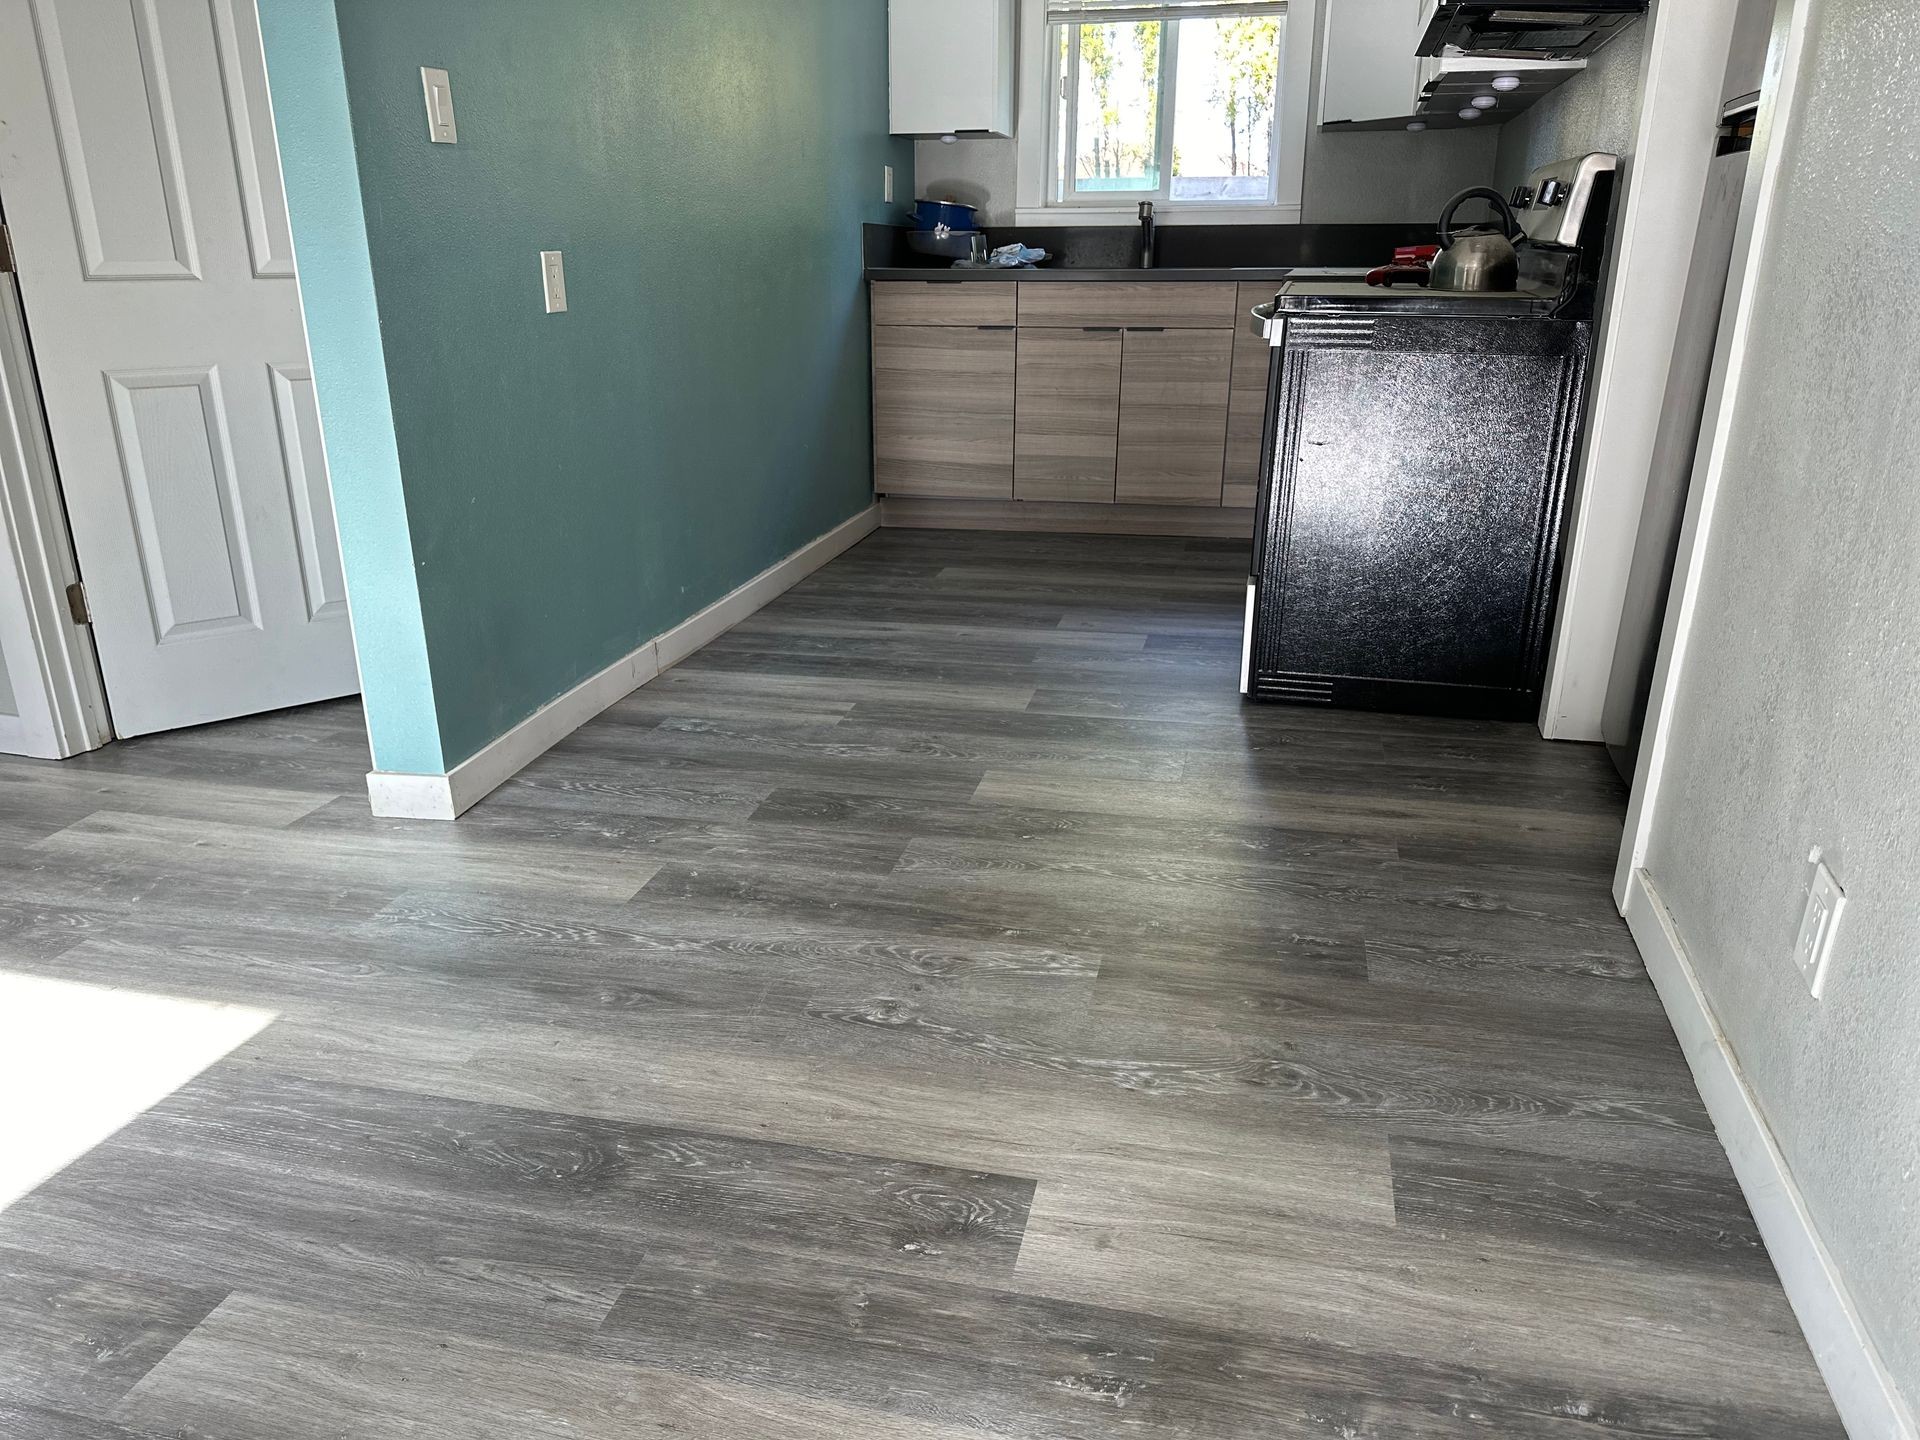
884,165 -> 895,204
1793,855 -> 1846,998
540,251 -> 568,313
421,67 -> 457,143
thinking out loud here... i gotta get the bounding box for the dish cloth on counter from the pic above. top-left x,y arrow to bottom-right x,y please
957,243 -> 1049,270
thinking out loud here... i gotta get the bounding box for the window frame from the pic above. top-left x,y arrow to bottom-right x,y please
1053,12 -> 1278,209
1015,0 -> 1317,227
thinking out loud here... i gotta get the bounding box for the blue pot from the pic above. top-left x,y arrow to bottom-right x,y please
913,198 -> 979,233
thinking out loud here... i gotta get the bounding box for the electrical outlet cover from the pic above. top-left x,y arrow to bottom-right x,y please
1793,858 -> 1846,998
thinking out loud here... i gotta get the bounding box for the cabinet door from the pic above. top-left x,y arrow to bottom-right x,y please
1015,329 -> 1122,503
1117,330 -> 1233,506
1224,284 -> 1277,509
1320,0 -> 1425,125
1252,316 -> 1589,713
873,325 -> 1015,499
888,0 -> 1015,136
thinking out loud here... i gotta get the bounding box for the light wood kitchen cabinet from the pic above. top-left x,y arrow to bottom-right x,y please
872,324 -> 1015,499
1224,282 -> 1277,510
870,278 -> 1255,515
1014,328 -> 1123,503
1117,329 -> 1234,505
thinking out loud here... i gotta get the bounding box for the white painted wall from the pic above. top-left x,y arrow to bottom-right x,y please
1535,3 -> 1747,742
1636,0 -> 1920,1416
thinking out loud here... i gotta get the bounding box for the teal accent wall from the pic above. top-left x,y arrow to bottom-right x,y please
261,0 -> 910,771
256,0 -> 443,773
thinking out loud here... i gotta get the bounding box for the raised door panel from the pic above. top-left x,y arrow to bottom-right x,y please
1224,283 -> 1276,509
104,367 -> 257,641
1014,329 -> 1121,504
1017,283 -> 1239,330
29,0 -> 199,279
209,0 -> 296,278
1117,330 -> 1232,506
269,363 -> 348,620
873,326 -> 1015,499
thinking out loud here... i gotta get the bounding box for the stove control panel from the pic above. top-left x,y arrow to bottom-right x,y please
1515,153 -> 1617,249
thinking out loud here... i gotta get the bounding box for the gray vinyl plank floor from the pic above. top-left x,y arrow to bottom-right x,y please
0,529 -> 1843,1438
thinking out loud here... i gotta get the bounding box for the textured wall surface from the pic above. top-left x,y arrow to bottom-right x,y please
1494,20 -> 1648,194
256,0 -> 442,773
915,137 -> 1020,225
1642,0 -> 1920,1405
264,0 -> 910,769
1302,125 -> 1497,225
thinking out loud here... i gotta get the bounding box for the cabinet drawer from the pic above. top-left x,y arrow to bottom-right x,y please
871,281 -> 1017,328
1016,282 -> 1239,330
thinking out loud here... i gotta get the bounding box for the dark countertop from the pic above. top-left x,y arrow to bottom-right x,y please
867,265 -> 1359,284
863,220 -> 1436,281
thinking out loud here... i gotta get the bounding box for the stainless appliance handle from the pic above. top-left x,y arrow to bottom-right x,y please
1252,300 -> 1284,346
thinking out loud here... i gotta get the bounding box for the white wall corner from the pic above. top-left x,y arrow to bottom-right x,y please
1538,2 -> 1741,742
365,504 -> 879,822
1622,871 -> 1919,1440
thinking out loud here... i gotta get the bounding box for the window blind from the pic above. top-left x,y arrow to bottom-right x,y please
1044,0 -> 1286,23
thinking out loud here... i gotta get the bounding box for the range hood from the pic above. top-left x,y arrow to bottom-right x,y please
1417,2 -> 1649,61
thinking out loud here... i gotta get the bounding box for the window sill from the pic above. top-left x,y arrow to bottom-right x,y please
1014,205 -> 1304,228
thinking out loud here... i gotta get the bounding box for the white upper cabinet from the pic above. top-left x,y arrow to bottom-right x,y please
1319,0 -> 1427,125
889,0 -> 1016,137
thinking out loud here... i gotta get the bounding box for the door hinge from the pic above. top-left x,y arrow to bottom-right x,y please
0,223 -> 14,275
65,581 -> 90,625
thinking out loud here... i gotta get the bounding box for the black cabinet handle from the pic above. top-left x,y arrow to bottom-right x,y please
1127,326 -> 1167,333
976,325 -> 1017,331
1083,327 -> 1122,333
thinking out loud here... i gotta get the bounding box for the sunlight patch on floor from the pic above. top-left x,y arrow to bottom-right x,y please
0,971 -> 276,1212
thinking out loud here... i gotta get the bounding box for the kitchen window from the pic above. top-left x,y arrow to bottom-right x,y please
1021,0 -> 1315,223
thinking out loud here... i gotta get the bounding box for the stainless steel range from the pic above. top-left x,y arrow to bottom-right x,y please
1240,152 -> 1619,721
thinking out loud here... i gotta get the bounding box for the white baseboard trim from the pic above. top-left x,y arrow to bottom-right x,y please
364,770 -> 458,822
1622,870 -> 1917,1440
366,504 -> 880,820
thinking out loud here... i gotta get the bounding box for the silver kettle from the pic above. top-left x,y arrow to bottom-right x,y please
1430,187 -> 1522,293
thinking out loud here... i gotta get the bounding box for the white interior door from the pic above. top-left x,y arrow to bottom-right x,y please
0,0 -> 356,737
0,267 -> 112,759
